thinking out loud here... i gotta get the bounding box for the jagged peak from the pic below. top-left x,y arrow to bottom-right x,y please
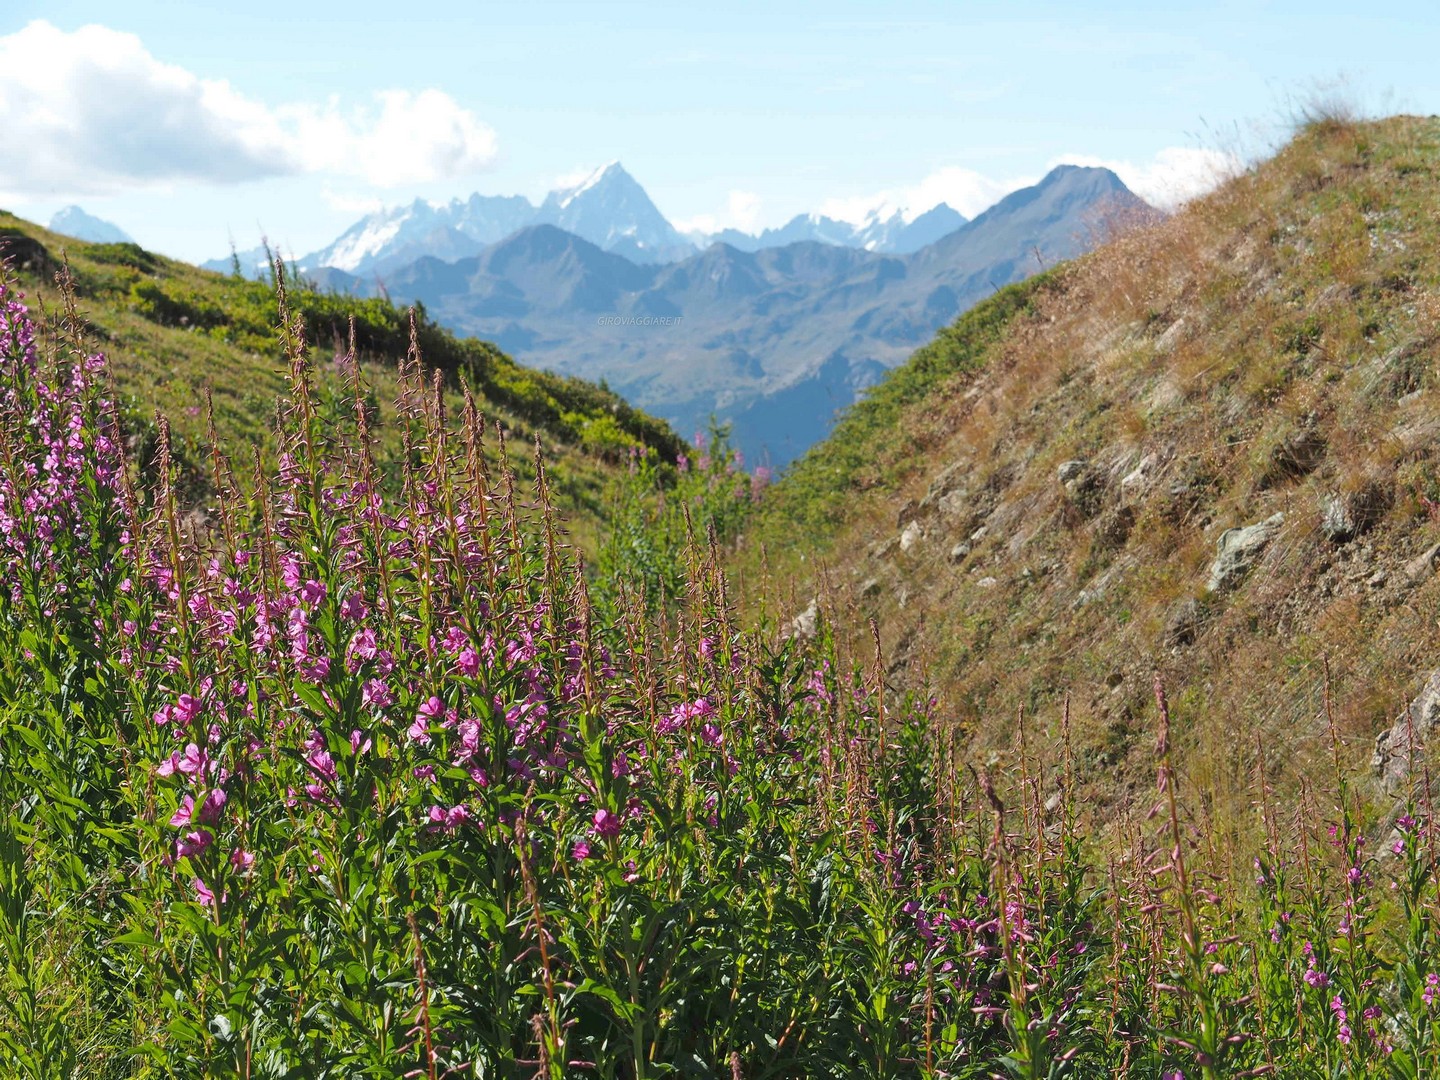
554,161 -> 631,208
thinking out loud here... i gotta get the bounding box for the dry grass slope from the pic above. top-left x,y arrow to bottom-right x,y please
740,114 -> 1440,829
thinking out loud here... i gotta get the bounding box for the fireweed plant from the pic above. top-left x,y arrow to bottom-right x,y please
2,269 -> 1440,1079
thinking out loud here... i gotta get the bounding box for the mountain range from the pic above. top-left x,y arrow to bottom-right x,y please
704,202 -> 969,255
293,164 -> 1146,465
205,163 -> 984,280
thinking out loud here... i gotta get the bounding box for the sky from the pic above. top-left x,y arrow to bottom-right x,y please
1,1 -> 1435,263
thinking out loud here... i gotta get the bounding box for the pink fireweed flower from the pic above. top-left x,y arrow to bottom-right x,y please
426,804 -> 474,832
193,878 -> 216,908
455,645 -> 481,677
338,591 -> 368,621
361,678 -> 394,709
1004,900 -> 1032,943
177,830 -> 213,858
198,788 -> 227,826
306,746 -> 337,784
348,628 -> 379,662
174,693 -> 202,725
169,794 -> 195,828
280,554 -> 302,589
298,579 -> 326,605
445,804 -> 472,828
1331,995 -> 1352,1045
349,729 -> 372,755
572,840 -> 593,860
657,697 -> 714,735
591,808 -> 622,838
409,696 -> 445,744
166,742 -> 206,778
457,719 -> 483,756
1303,966 -> 1331,989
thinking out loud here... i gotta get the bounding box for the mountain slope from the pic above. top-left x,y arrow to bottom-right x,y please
0,213 -> 684,551
738,115 -> 1440,820
867,202 -> 968,252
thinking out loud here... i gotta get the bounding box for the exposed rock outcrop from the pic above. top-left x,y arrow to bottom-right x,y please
1057,459 -> 1104,520
1320,481 -> 1393,544
1372,669 -> 1440,793
1163,597 -> 1204,648
1207,513 -> 1284,592
789,599 -> 819,639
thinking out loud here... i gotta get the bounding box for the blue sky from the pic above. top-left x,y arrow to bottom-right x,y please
2,1 -> 1434,262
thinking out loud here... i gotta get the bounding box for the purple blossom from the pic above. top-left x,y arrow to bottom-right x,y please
177,830 -> 213,858
591,808 -> 622,838
361,678 -> 394,709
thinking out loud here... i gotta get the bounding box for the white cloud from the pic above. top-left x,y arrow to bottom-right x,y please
287,89 -> 499,189
1049,147 -> 1240,210
0,21 -> 498,198
674,190 -> 763,236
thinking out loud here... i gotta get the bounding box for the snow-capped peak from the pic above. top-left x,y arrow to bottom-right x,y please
556,161 -> 624,209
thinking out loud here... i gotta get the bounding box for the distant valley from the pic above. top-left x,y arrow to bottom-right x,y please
198,163 -> 1149,466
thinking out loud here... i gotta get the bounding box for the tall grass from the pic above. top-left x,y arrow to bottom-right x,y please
1,268 -> 1439,1078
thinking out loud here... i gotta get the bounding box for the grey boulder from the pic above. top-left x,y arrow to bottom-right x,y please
1206,513 -> 1284,592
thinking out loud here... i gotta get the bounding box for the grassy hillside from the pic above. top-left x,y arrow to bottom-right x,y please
0,212 -> 685,549
739,113 -> 1440,824
14,120 -> 1440,1079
